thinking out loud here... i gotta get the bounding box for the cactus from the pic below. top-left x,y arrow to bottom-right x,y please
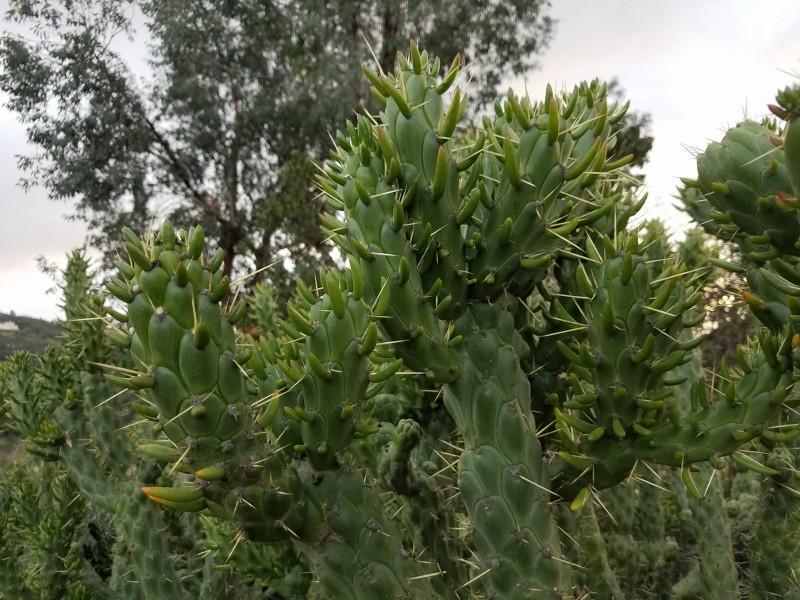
564,503 -> 624,598
746,446 -> 800,598
93,44 -> 645,599
91,48 -> 800,599
4,45 -> 800,599
0,251 -> 286,599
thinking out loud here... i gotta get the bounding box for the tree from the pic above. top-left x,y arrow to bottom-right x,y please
1,0 -> 555,294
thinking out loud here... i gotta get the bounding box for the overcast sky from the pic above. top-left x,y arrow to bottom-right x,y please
2,0 -> 800,321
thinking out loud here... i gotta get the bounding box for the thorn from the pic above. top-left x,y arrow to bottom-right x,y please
590,489 -> 617,526
408,569 -> 446,581
225,530 -> 245,563
516,472 -> 560,499
168,443 -> 194,475
455,567 -> 493,591
95,387 -> 128,408
231,259 -> 282,287
703,468 -> 716,497
551,555 -> 585,570
88,362 -> 141,375
164,403 -> 195,427
114,419 -> 150,432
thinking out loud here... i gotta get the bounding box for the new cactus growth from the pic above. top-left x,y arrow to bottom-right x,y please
4,45 -> 800,599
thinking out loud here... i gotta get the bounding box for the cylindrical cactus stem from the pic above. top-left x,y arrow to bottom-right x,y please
573,504 -> 624,599
776,83 -> 800,196
295,276 -> 373,470
551,330 -> 795,495
99,222 -> 329,545
747,446 -> 800,598
669,464 -> 738,599
442,304 -> 567,598
104,221 -> 260,472
295,466 -> 439,599
384,417 -> 472,596
116,490 -> 190,600
670,565 -> 703,600
631,471 -> 672,596
599,482 -> 639,596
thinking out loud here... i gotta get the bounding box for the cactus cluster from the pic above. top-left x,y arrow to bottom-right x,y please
4,45 -> 800,599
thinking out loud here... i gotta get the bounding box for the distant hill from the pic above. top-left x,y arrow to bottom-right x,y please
0,313 -> 61,360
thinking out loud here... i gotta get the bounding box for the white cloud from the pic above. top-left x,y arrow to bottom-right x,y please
0,108 -> 89,320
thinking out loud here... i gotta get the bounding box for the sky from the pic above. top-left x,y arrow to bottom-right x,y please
1,0 -> 800,321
